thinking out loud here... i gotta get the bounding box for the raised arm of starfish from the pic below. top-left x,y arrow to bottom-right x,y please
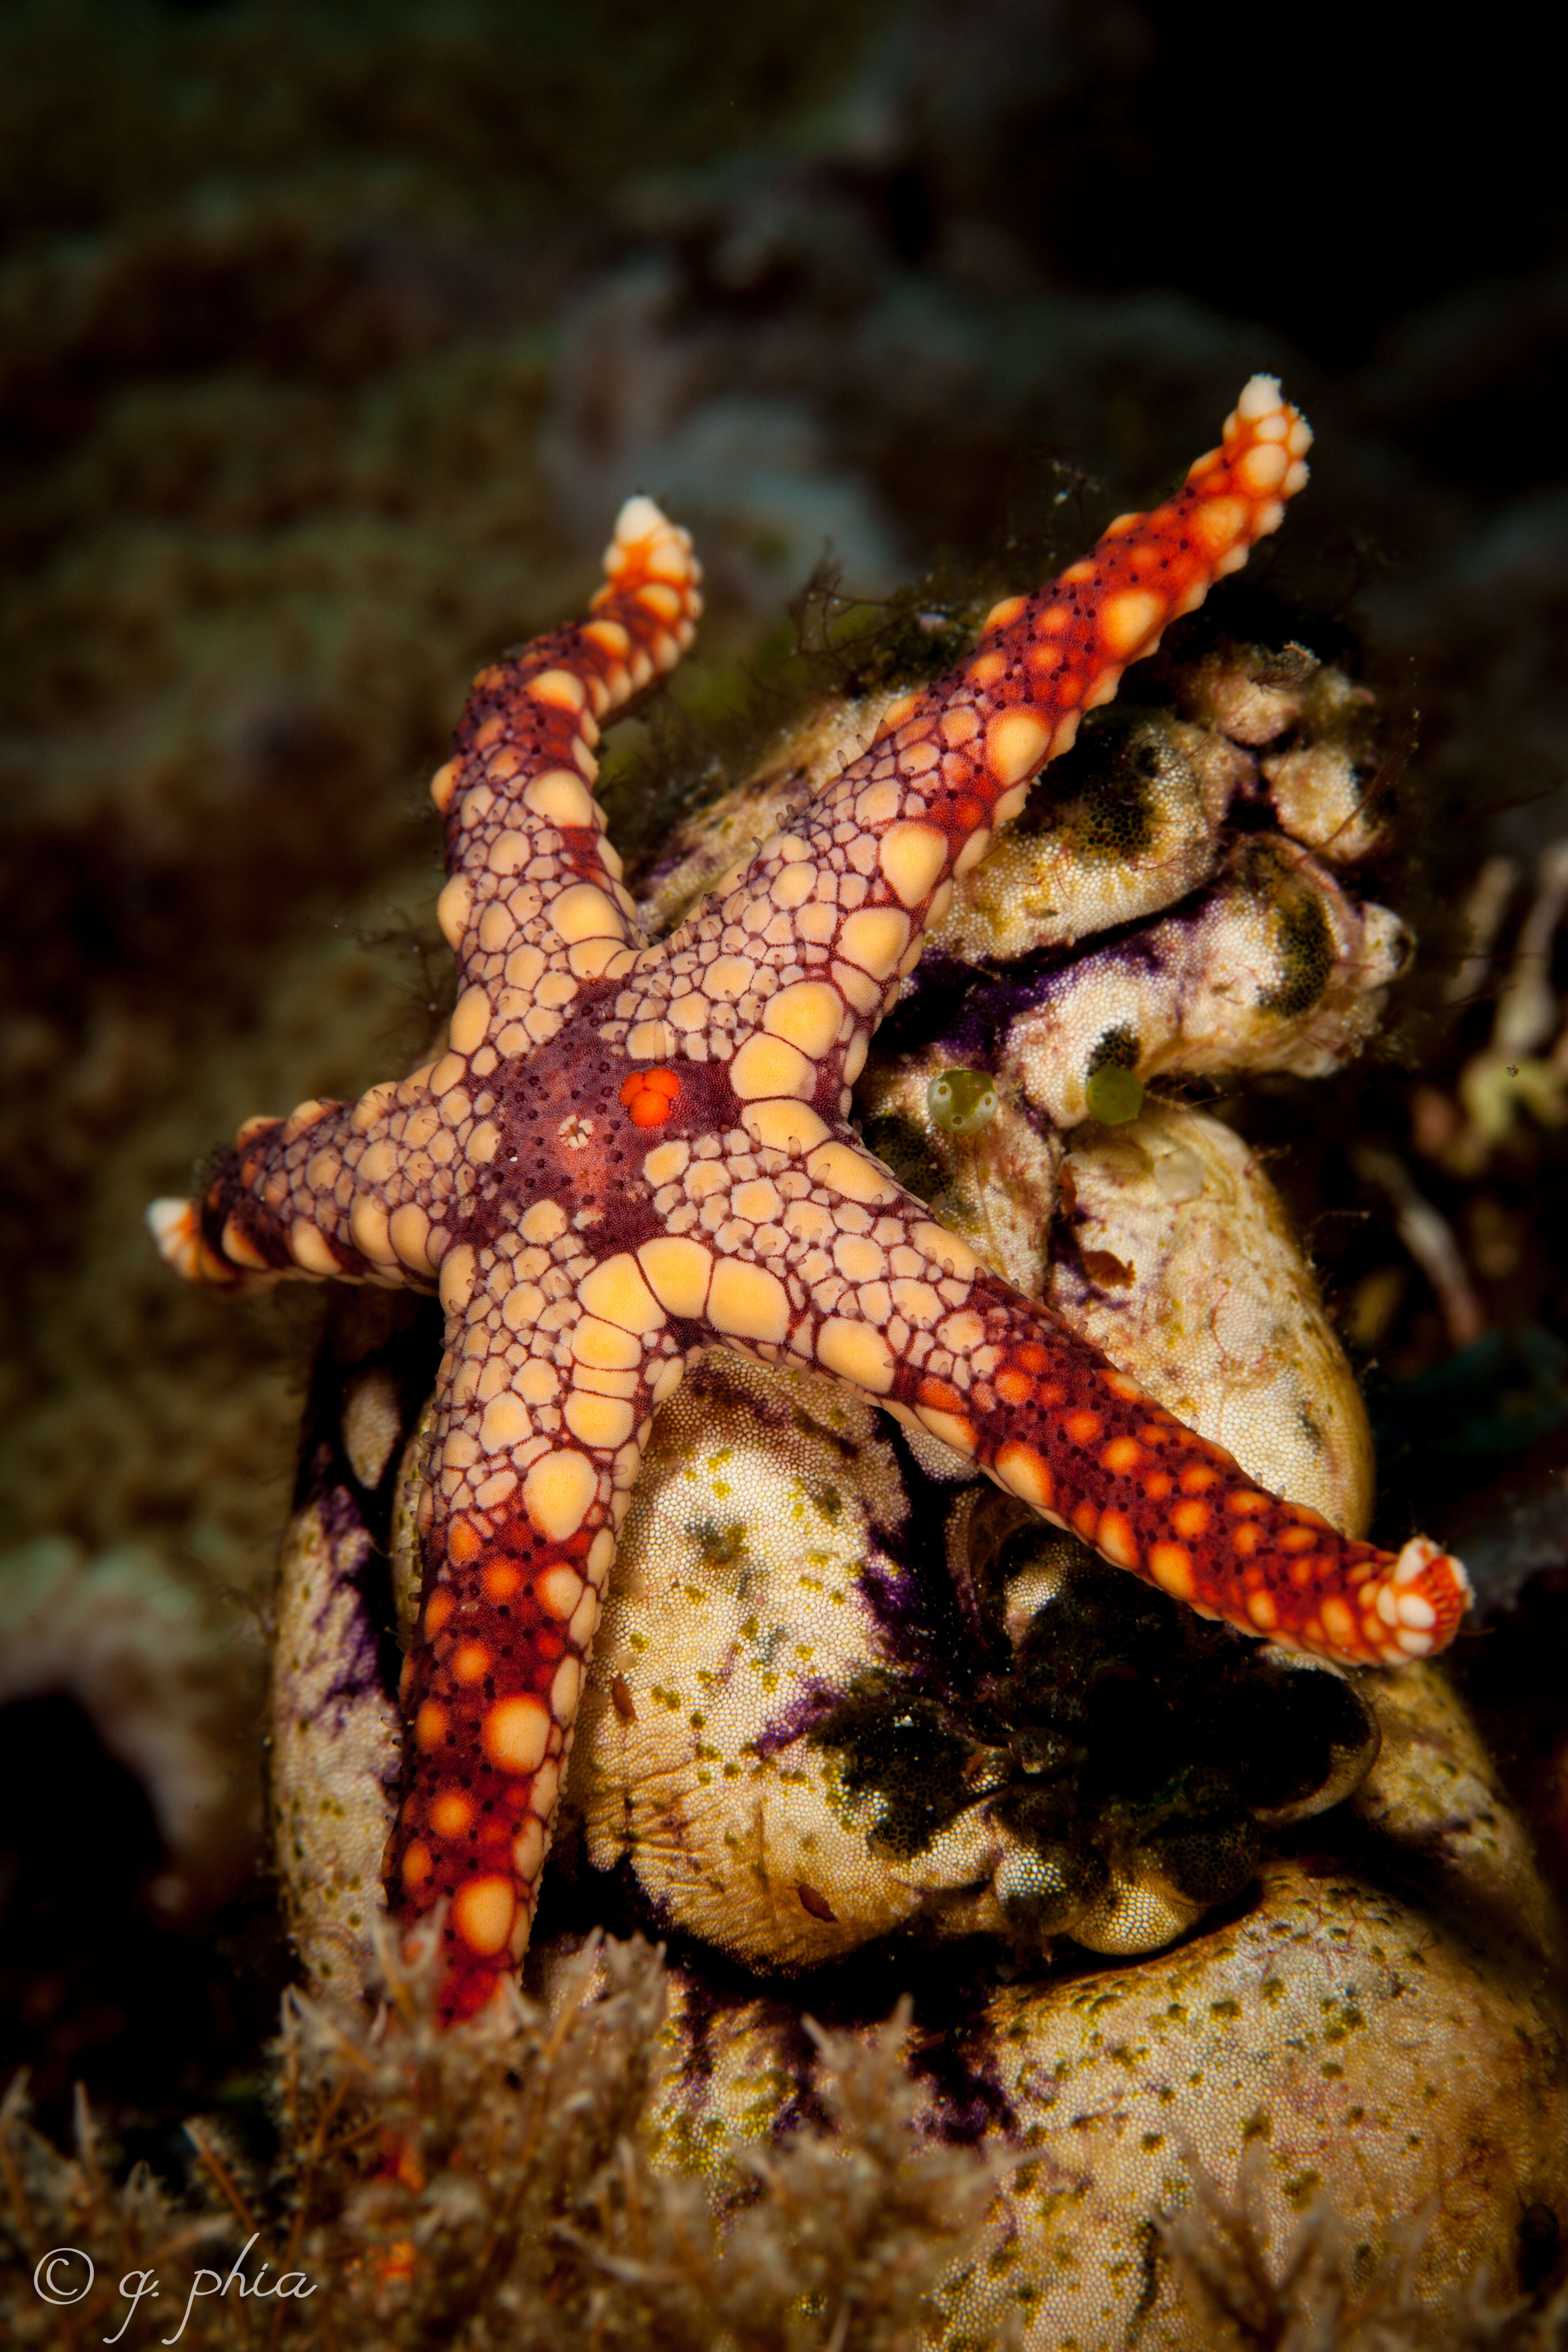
152,376 -> 1471,2021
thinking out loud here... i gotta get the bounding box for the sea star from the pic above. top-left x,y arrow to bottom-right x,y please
151,376 -> 1471,2020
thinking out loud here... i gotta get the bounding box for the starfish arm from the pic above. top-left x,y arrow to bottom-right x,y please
666,1120 -> 1470,1670
148,499 -> 704,1298
432,498 -> 702,1054
585,1109 -> 1470,1672
883,1270 -> 1471,1670
387,1224 -> 688,2020
146,1077 -> 442,1291
605,378 -> 1313,1112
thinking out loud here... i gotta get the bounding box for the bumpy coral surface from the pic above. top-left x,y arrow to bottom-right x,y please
616,1742 -> 1568,2352
266,1274 -> 1568,2351
157,378 -> 1471,2023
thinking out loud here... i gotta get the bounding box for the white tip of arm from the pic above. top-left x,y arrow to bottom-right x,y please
146,1196 -> 199,1278
1235,373 -> 1283,421
611,493 -> 671,547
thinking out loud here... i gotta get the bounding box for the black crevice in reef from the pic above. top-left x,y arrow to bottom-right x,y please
294,1287 -> 445,1706
805,1535 -> 1379,1929
1144,592 -> 1368,689
295,1287 -> 442,1544
855,1102 -> 950,1204
1253,852 -> 1338,1017
529,1853 -> 1015,2077
906,1997 -> 1020,2147
1009,706 -> 1171,867
856,1417 -> 1013,1678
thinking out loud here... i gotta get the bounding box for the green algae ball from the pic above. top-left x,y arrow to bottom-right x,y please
928,1069 -> 998,1134
1085,1065 -> 1145,1124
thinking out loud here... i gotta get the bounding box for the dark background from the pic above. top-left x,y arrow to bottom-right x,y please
3,0 -> 1567,2157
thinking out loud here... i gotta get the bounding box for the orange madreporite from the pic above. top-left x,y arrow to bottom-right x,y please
152,377 -> 1471,2021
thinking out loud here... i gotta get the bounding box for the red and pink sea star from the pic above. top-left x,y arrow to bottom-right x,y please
152,376 -> 1471,2021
